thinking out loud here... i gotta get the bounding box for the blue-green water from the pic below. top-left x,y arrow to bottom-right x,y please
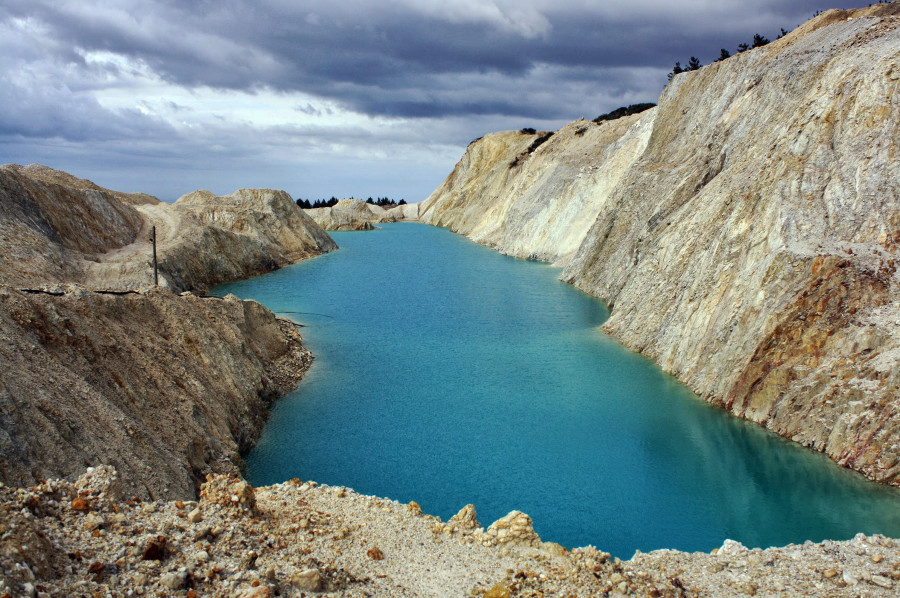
215,223 -> 900,557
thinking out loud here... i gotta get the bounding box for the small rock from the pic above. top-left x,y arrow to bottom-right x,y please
872,553 -> 884,563
241,551 -> 259,570
71,498 -> 91,512
407,501 -> 422,515
292,568 -> 322,592
159,571 -> 187,590
842,570 -> 858,586
483,583 -> 510,598
824,569 -> 837,578
872,575 -> 893,589
485,511 -> 541,547
239,587 -> 271,598
367,546 -> 385,560
542,542 -> 568,556
199,475 -> 256,513
448,504 -> 481,531
83,513 -> 105,531
187,508 -> 202,523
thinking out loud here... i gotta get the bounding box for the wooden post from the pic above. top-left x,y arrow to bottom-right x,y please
151,226 -> 158,286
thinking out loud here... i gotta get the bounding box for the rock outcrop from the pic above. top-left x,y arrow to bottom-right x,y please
421,5 -> 900,483
307,199 -> 420,231
0,165 -> 336,498
158,188 -> 337,291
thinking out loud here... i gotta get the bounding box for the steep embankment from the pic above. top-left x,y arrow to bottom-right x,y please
0,288 -> 310,500
0,165 -> 336,498
421,5 -> 900,484
0,164 -> 146,287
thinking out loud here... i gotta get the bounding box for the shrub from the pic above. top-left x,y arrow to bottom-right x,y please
592,103 -> 656,123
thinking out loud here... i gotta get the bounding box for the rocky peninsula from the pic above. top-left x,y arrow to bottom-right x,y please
421,3 -> 900,486
306,199 -> 420,231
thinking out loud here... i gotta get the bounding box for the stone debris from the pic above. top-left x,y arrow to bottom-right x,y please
3,467 -> 898,597
199,474 -> 257,513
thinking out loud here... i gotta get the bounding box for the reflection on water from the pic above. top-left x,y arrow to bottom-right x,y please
215,223 -> 900,557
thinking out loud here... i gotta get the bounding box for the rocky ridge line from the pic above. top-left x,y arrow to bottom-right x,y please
0,163 -> 338,293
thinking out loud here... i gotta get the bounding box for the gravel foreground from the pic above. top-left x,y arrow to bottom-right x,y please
1,467 -> 899,597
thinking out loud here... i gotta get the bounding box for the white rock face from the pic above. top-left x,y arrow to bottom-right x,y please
420,116 -> 653,266
419,5 -> 900,484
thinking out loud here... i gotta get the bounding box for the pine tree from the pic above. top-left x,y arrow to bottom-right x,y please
667,61 -> 684,81
717,49 -> 730,62
752,34 -> 769,48
687,56 -> 702,71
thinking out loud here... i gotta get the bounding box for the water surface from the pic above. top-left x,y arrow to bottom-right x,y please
216,223 -> 900,557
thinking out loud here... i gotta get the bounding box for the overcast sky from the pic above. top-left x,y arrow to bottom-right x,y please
0,0 -> 874,202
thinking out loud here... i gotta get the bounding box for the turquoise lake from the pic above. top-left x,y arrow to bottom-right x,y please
215,222 -> 900,557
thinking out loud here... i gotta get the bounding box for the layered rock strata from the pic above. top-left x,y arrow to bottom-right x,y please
421,4 -> 900,483
421,116 -> 653,266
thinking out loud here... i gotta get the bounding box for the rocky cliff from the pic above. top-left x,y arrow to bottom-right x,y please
421,116 -> 653,265
0,165 -> 336,498
421,4 -> 900,484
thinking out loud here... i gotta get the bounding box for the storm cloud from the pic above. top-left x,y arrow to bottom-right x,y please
0,0 -> 873,200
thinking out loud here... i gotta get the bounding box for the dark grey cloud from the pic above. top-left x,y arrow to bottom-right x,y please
0,0 -> 878,201
2,0 -> 871,119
